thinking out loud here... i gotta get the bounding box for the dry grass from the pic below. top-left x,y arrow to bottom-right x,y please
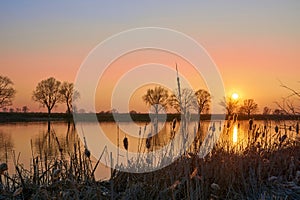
0,120 -> 300,199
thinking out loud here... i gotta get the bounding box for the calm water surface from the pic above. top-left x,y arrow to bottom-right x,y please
0,119 -> 298,180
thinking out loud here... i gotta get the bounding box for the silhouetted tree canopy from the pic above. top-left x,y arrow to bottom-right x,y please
168,88 -> 197,114
59,82 -> 79,114
143,86 -> 169,114
219,97 -> 239,116
195,89 -> 211,115
32,77 -> 61,116
0,76 -> 16,109
239,99 -> 258,117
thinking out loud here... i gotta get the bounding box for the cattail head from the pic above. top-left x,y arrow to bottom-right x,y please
172,118 -> 177,131
212,122 -> 216,132
296,122 -> 299,134
279,134 -> 287,143
275,125 -> 279,133
123,136 -> 128,150
84,148 -> 91,158
249,119 -> 253,130
146,137 -> 151,149
0,163 -> 8,174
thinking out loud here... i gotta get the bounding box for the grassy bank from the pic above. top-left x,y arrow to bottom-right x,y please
0,118 -> 299,199
0,141 -> 299,199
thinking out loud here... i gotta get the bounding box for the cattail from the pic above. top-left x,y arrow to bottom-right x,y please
227,121 -> 230,129
123,136 -> 128,150
249,119 -> 253,130
146,137 -> 151,149
296,122 -> 299,134
212,122 -> 216,132
84,148 -> 91,158
0,163 -> 8,174
289,126 -> 292,131
275,125 -> 279,133
279,134 -> 287,143
172,118 -> 177,131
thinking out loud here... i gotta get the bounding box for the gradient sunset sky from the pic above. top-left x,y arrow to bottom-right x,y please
1,1 -> 299,113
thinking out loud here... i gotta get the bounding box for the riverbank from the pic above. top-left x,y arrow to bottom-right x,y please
0,139 -> 299,199
0,112 -> 299,123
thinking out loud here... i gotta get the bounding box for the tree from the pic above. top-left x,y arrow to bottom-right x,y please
239,99 -> 258,117
59,82 -> 79,114
0,76 -> 16,108
195,89 -> 211,115
219,97 -> 239,116
143,86 -> 169,115
273,109 -> 285,115
168,88 -> 197,114
32,77 -> 61,116
22,106 -> 29,113
143,86 -> 169,136
262,106 -> 271,115
275,82 -> 300,115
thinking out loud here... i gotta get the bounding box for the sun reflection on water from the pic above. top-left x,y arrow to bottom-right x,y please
233,125 -> 238,143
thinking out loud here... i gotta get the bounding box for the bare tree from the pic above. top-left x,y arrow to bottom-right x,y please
195,89 -> 211,115
262,106 -> 271,115
168,88 -> 197,114
59,82 -> 79,114
275,82 -> 300,115
219,97 -> 239,116
32,77 -> 61,116
0,76 -> 16,108
239,99 -> 258,118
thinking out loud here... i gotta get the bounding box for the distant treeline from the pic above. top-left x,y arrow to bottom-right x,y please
0,112 -> 299,123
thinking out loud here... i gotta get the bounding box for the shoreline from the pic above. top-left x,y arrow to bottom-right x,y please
0,112 -> 299,123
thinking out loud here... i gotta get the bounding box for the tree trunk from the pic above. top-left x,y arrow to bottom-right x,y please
47,107 -> 51,118
66,102 -> 71,115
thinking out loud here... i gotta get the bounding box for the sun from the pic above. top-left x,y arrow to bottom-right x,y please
231,93 -> 239,100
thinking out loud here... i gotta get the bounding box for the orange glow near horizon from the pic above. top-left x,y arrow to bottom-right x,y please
1,1 -> 300,113
95,49 -> 208,113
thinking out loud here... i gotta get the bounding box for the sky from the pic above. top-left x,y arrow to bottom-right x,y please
1,1 -> 300,113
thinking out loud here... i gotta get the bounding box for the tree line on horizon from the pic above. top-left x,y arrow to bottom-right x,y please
0,75 -> 298,117
0,76 -> 79,116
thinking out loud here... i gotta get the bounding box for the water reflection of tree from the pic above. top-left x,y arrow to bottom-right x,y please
32,121 -> 79,160
0,131 -> 14,161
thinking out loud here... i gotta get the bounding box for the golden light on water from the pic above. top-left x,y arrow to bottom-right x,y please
233,125 -> 238,143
